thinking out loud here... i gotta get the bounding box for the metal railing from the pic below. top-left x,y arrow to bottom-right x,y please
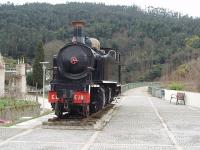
148,86 -> 165,98
121,82 -> 161,93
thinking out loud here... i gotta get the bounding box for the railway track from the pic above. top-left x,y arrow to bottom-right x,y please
42,103 -> 118,130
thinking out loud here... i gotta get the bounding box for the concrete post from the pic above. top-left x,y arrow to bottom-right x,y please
16,59 -> 27,96
0,54 -> 5,97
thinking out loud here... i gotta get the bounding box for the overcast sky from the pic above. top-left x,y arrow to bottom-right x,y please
1,0 -> 200,17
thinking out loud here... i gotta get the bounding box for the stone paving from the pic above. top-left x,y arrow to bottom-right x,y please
0,87 -> 200,150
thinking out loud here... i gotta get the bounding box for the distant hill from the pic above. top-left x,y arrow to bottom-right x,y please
0,2 -> 200,83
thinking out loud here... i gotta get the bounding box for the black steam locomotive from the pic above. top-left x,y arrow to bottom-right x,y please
48,21 -> 121,118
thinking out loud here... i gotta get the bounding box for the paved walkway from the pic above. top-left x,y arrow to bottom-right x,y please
0,87 -> 200,150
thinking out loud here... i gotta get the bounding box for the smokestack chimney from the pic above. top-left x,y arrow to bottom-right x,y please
72,21 -> 85,43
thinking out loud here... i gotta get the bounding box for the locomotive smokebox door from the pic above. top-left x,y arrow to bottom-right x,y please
57,44 -> 95,80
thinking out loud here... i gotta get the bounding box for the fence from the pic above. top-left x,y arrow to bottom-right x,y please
148,86 -> 165,98
121,82 -> 161,93
3,85 -> 40,102
3,82 -> 161,102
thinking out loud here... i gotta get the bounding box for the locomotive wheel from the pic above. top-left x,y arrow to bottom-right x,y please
96,87 -> 105,112
89,102 -> 97,113
51,103 -> 55,110
83,105 -> 89,117
55,102 -> 64,118
106,88 -> 112,105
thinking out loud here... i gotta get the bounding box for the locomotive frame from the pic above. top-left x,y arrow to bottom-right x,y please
48,21 -> 121,118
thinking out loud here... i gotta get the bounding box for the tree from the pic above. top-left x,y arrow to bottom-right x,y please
185,35 -> 200,48
26,71 -> 34,86
32,42 -> 44,88
1,3 -> 200,83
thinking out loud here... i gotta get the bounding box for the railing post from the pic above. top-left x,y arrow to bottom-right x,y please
36,82 -> 38,102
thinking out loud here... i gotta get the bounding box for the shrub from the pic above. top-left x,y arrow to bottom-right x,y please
168,82 -> 184,90
185,35 -> 200,48
0,98 -> 38,109
175,64 -> 189,77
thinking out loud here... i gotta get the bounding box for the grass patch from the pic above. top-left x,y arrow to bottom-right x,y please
168,82 -> 184,90
0,98 -> 39,110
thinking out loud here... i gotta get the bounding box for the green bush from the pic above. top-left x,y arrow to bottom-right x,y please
0,98 -> 38,109
168,82 -> 184,90
185,35 -> 200,48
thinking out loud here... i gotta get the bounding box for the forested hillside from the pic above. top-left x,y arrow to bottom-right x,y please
0,2 -> 200,83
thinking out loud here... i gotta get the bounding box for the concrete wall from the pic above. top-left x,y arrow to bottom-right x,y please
0,104 -> 40,121
0,68 -> 5,97
0,54 -> 5,97
164,89 -> 200,108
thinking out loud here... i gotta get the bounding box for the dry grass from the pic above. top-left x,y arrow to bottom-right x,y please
160,57 -> 200,92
